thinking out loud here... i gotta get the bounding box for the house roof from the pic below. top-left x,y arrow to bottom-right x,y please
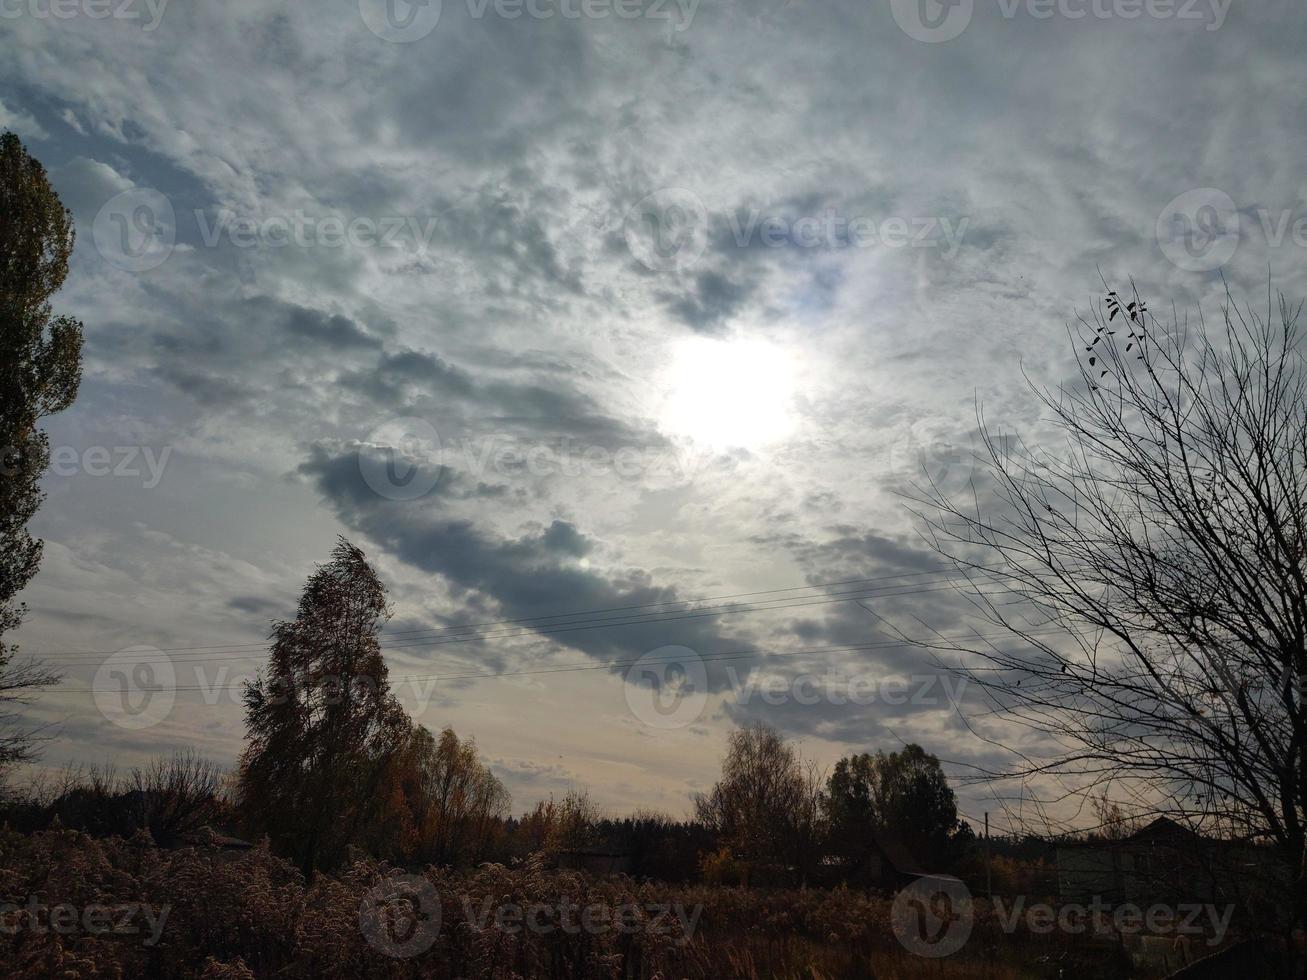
874,834 -> 929,876
1127,816 -> 1202,844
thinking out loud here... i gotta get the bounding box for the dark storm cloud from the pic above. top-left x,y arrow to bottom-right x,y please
119,284 -> 646,455
715,529 -> 983,747
284,308 -> 383,350
228,594 -> 286,616
338,347 -> 479,406
786,527 -> 944,578
96,295 -> 388,412
155,367 -> 254,409
659,268 -> 757,332
745,527 -> 979,676
334,341 -> 660,451
719,668 -> 973,746
298,446 -> 747,672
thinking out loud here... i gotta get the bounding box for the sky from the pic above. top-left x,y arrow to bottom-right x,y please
2,0 -> 1305,831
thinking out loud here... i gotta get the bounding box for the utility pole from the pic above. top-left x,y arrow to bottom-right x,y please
985,812 -> 992,900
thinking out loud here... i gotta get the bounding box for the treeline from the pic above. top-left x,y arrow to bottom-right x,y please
0,752 -> 229,845
229,539 -> 981,881
3,539 -> 986,889
692,723 -> 975,886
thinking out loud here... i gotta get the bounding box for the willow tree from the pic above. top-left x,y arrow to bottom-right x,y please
237,538 -> 407,872
908,286 -> 1306,930
0,131 -> 84,777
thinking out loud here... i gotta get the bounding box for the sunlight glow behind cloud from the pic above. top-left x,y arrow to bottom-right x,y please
658,336 -> 797,451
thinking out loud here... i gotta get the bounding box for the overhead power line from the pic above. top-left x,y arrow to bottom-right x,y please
42,624 -> 1073,695
32,564 -> 1023,662
34,564 -> 978,657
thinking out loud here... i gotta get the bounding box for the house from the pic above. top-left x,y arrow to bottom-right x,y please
1057,817 -> 1284,911
865,833 -> 934,889
819,832 -> 950,891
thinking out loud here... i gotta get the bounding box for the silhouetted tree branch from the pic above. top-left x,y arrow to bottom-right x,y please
902,284 -> 1306,928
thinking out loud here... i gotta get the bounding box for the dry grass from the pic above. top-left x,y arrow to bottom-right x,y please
0,828 -> 1137,979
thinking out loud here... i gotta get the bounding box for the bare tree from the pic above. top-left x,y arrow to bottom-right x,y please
0,656 -> 56,778
542,788 -> 601,856
128,750 -> 226,845
903,285 -> 1306,932
694,723 -> 824,882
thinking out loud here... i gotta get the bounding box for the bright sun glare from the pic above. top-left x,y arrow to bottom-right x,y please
659,337 -> 797,450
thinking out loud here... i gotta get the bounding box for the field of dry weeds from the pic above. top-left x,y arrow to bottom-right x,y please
0,828 -> 1160,979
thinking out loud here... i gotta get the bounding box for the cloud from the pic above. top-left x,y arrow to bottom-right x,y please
284,308 -> 383,350
6,0 -> 1306,825
0,95 -> 48,140
660,269 -> 757,332
297,446 -> 750,672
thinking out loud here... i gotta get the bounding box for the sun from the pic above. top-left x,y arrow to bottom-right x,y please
658,336 -> 798,450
